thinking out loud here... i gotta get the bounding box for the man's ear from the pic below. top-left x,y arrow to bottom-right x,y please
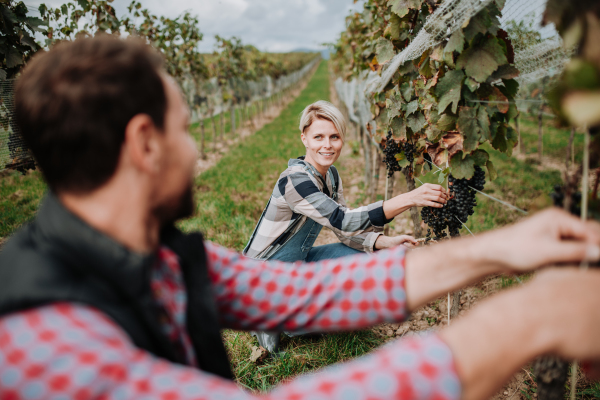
123,114 -> 162,173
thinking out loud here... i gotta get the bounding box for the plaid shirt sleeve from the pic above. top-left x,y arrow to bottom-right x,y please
0,303 -> 461,400
280,171 -> 388,252
206,241 -> 408,332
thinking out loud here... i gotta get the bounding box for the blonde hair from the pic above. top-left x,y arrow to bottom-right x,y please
299,100 -> 346,142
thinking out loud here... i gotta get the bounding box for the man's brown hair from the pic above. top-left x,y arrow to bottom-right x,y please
15,35 -> 167,193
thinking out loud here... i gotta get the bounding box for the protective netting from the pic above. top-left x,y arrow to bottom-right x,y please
339,0 -> 572,135
0,57 -> 319,172
367,0 -> 494,95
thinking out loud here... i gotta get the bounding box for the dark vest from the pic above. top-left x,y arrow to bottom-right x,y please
0,194 -> 233,380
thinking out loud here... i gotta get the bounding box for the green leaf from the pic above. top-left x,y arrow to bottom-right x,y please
388,0 -> 422,18
501,78 -> 519,98
390,117 -> 407,140
61,4 -> 68,16
6,47 -> 23,68
375,37 -> 395,64
26,17 -> 47,33
457,107 -> 481,154
406,100 -> 419,116
486,160 -> 497,180
397,155 -> 410,168
465,77 -> 479,92
390,14 -> 402,40
491,123 -> 516,154
407,112 -> 426,133
456,36 -> 507,83
444,29 -> 465,54
419,56 -> 434,78
450,152 -> 475,179
477,106 -> 491,140
435,69 -> 465,114
0,69 -> 6,81
401,82 -> 412,102
436,113 -> 457,131
507,102 -> 518,120
471,149 -> 489,166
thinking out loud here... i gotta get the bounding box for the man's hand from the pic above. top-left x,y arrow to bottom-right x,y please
374,234 -> 418,250
439,268 -> 600,400
474,208 -> 600,272
404,207 -> 600,311
404,183 -> 447,208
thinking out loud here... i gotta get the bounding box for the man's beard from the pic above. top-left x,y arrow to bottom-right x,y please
155,182 -> 195,227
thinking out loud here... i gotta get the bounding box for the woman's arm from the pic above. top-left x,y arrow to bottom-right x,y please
382,183 -> 447,220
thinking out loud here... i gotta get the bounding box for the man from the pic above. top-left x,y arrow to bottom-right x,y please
0,36 -> 599,400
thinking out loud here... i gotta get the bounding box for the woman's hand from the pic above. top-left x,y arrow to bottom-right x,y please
404,183 -> 447,208
374,234 -> 418,250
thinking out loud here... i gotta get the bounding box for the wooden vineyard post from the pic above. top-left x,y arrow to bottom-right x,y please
360,125 -> 372,192
538,105 -> 544,161
370,147 -> 382,202
402,169 -> 423,239
219,111 -> 224,141
384,172 -> 395,236
211,114 -> 218,152
570,128 -> 591,400
230,104 -> 236,136
199,119 -> 206,160
516,115 -> 524,154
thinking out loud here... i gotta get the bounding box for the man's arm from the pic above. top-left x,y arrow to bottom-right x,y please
209,209 -> 600,332
439,268 -> 600,400
0,303 -> 460,400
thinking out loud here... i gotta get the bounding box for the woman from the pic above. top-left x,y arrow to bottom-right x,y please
244,100 -> 447,351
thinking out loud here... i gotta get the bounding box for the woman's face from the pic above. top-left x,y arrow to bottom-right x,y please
301,118 -> 343,174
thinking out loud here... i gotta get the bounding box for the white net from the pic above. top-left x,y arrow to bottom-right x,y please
338,0 -> 573,136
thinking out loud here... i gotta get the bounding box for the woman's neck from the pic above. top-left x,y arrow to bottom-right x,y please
303,154 -> 328,177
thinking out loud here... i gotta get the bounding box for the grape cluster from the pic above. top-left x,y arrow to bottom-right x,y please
421,165 -> 486,242
383,130 -> 416,178
550,185 -> 581,216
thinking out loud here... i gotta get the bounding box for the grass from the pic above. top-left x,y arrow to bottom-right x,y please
0,169 -> 46,239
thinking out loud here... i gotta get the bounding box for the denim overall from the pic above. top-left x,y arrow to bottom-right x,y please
252,171 -> 362,353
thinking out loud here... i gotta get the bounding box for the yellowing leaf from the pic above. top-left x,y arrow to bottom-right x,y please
375,37 -> 395,64
388,0 -> 422,18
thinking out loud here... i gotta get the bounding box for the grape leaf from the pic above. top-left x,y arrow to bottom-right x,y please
491,124 -> 517,155
477,106 -> 491,140
457,107 -> 481,154
486,160 -> 498,180
444,29 -> 465,54
406,100 -> 419,116
6,47 -> 23,68
471,149 -> 489,166
407,112 -> 426,132
375,37 -> 395,63
401,81 -> 412,102
488,86 -> 509,113
442,132 -> 464,157
388,0 -> 422,18
490,64 -> 519,80
456,37 -> 507,83
500,78 -> 519,98
436,113 -> 457,131
390,14 -> 402,40
465,77 -> 479,92
435,69 -> 465,114
450,151 -> 475,179
390,117 -> 407,140
0,69 -> 6,81
386,95 -> 403,122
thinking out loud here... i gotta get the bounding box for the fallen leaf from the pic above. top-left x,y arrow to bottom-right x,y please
250,346 -> 269,364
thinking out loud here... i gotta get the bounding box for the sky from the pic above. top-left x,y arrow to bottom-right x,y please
25,0 -> 366,53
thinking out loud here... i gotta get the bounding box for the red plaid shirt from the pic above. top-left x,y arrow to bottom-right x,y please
0,242 -> 461,400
